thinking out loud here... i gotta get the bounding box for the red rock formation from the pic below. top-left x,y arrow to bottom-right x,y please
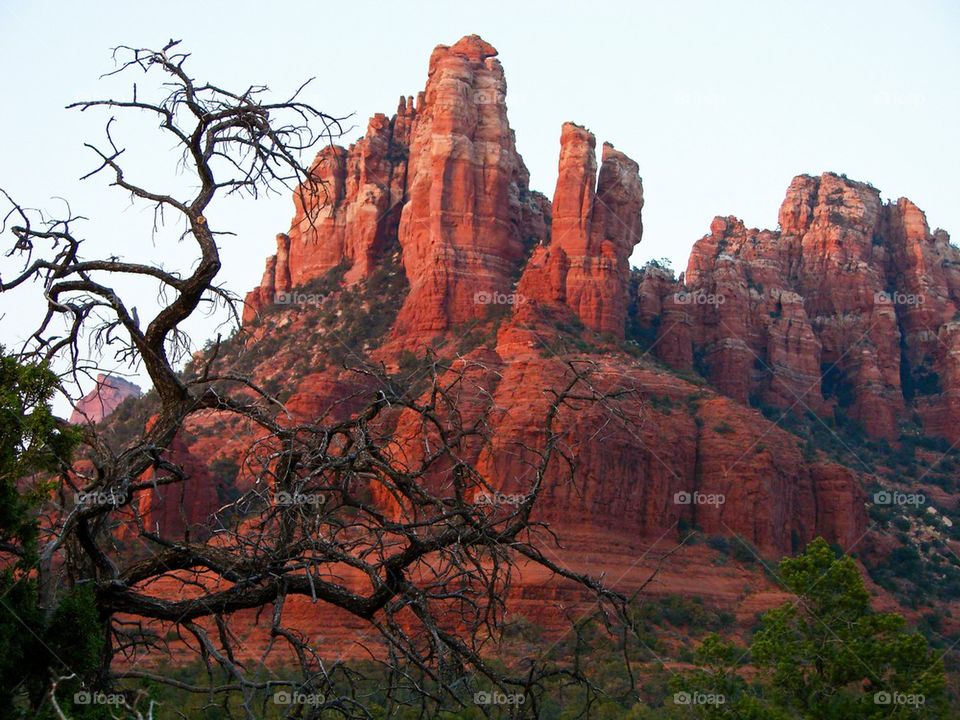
245,35 -> 550,333
393,35 -> 544,335
69,374 -> 141,424
125,35 -> 960,662
230,41 -> 876,567
136,416 -> 220,540
243,106 -> 412,323
241,238 -> 282,325
638,172 -> 960,441
520,125 -> 643,339
633,266 -> 694,369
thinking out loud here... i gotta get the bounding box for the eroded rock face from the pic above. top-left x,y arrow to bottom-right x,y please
230,38 -> 878,562
133,35 -> 960,658
519,126 -> 643,339
243,37 -> 639,340
136,415 -> 220,540
392,35 -> 543,334
456,353 -> 864,555
638,172 -> 960,440
242,107 -> 412,323
69,374 -> 142,424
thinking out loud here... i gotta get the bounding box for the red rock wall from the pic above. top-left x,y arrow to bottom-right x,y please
638,172 -> 960,441
244,38 -> 639,342
242,106 -> 413,324
393,37 -> 522,333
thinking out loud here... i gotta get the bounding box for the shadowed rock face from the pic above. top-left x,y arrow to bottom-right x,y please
69,374 -> 142,424
637,172 -> 960,441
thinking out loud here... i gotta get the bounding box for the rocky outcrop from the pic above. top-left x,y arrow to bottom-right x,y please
230,38 -> 879,561
243,36 -> 640,340
130,35 -> 960,661
637,172 -> 960,441
242,106 -> 412,323
518,125 -> 643,339
69,374 -> 141,424
135,414 -> 221,540
242,237 -> 284,325
392,35 -> 544,334
469,355 -> 864,554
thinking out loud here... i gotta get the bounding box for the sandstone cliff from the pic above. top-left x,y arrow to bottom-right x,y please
113,35 -> 960,658
635,172 -> 960,441
224,37 -> 871,562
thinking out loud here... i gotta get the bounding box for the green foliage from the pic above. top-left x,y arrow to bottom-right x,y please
641,258 -> 674,274
827,210 -> 847,225
692,345 -> 711,379
668,634 -> 790,719
820,363 -> 855,408
0,573 -> 47,712
646,394 -> 676,414
671,539 -> 950,719
706,535 -> 731,554
0,350 -> 105,717
868,540 -> 960,605
46,584 -> 104,679
751,538 -> 948,718
97,390 -> 158,451
0,349 -> 78,567
211,457 -> 242,508
633,595 -> 735,635
901,352 -> 943,400
625,311 -> 661,353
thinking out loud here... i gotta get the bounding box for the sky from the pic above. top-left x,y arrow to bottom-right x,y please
0,0 -> 957,410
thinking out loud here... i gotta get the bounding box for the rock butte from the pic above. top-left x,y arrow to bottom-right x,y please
637,172 -> 960,441
70,374 -> 142,425
128,35 -> 957,658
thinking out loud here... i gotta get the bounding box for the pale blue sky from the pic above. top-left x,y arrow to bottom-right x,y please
1,0 -> 957,406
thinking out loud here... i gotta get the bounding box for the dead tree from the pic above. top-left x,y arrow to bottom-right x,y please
1,41 -> 670,719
